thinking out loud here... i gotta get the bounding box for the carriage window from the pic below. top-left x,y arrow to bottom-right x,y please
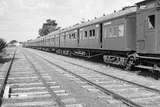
118,24 -> 124,37
72,33 -> 76,39
108,27 -> 113,38
147,15 -> 155,29
84,31 -> 87,38
89,30 -> 92,37
89,29 -> 95,37
92,29 -> 95,37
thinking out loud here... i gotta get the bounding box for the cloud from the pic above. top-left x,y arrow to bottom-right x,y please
0,0 -> 142,42
0,0 -> 8,16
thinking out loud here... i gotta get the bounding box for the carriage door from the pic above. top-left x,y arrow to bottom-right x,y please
77,29 -> 80,47
144,10 -> 156,53
157,8 -> 160,52
99,23 -> 103,48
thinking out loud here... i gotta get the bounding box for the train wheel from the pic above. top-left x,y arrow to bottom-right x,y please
153,64 -> 160,80
103,55 -> 110,65
125,56 -> 135,71
69,51 -> 72,56
153,70 -> 160,80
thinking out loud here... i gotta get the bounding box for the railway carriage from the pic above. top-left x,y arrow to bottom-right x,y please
24,0 -> 160,75
57,28 -> 79,55
62,29 -> 78,48
59,31 -> 65,48
45,36 -> 49,47
54,31 -> 60,48
38,37 -> 42,47
102,11 -> 136,51
79,24 -> 101,49
134,0 -> 160,71
42,36 -> 46,48
48,32 -> 55,48
45,34 -> 52,48
102,7 -> 137,66
136,0 -> 160,54
37,38 -> 42,47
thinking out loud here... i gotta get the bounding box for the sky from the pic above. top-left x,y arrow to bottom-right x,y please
0,0 -> 142,42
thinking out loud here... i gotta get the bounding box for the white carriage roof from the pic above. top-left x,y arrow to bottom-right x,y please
60,6 -> 137,33
136,0 -> 157,5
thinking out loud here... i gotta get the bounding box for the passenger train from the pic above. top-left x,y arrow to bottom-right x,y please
24,0 -> 160,75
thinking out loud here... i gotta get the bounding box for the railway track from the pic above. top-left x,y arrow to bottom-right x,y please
43,53 -> 160,94
22,53 -> 66,107
28,49 -> 160,92
26,48 -> 160,107
38,51 -> 160,92
0,49 -> 83,107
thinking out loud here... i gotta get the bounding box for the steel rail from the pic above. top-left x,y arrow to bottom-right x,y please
22,52 -> 65,107
33,52 -> 142,107
59,59 -> 160,94
0,48 -> 17,106
30,49 -> 160,95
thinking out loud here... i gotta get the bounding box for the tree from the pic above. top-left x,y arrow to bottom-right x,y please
0,38 -> 6,51
39,19 -> 60,36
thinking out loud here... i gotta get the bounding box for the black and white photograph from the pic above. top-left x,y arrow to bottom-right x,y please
0,0 -> 160,106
